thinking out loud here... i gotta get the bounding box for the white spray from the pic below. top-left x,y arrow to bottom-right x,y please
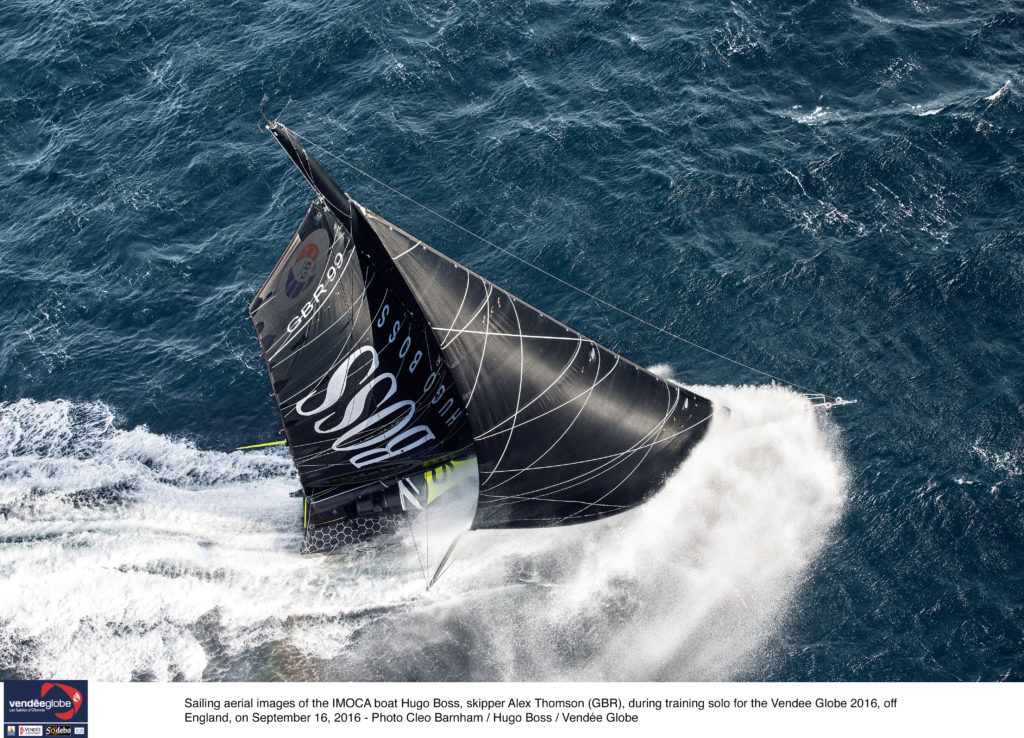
0,385 -> 847,681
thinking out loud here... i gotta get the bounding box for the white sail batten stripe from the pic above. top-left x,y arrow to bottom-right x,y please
479,386 -> 686,504
269,272 -> 366,371
438,293 -> 491,349
391,241 -> 421,260
555,441 -> 658,523
480,297 -> 526,486
553,386 -> 679,522
445,270 -> 473,336
276,301 -> 371,418
251,289 -> 279,313
480,422 -> 659,504
484,411 -> 706,501
281,274 -> 467,462
479,430 -> 658,508
463,285 -> 492,408
483,348 -> 607,493
433,328 -> 583,342
279,277 -> 448,413
262,226 -> 351,357
475,345 -> 605,441
480,495 -> 626,511
483,406 -> 710,473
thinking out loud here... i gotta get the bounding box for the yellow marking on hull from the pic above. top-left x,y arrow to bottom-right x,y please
236,440 -> 288,450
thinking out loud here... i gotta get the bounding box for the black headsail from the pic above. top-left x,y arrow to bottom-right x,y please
249,127 -> 473,498
255,123 -> 713,529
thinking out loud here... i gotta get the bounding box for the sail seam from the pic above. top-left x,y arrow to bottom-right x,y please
443,269 -> 473,338
434,328 -> 583,342
391,241 -> 421,260
438,290 -> 491,349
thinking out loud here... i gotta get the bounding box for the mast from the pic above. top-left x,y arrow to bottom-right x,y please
267,121 -> 352,229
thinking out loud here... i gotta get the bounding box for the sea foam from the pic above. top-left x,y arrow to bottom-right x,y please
0,387 -> 847,681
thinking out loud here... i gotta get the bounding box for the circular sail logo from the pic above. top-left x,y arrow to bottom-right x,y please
285,238 -> 320,298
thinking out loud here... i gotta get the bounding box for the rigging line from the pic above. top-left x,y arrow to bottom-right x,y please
287,129 -> 829,399
429,534 -> 464,589
433,544 -> 462,588
403,512 -> 430,590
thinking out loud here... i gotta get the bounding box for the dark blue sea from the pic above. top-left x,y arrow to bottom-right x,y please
1,0 -> 1021,682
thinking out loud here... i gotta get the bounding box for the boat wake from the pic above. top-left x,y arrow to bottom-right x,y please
0,387 -> 846,681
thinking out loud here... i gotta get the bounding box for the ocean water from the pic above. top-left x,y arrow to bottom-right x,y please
0,0 -> 1020,681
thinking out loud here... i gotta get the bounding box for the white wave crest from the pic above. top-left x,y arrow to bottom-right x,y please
984,79 -> 1011,102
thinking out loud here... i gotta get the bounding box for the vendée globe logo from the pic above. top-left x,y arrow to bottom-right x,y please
8,685 -> 80,721
4,680 -> 87,728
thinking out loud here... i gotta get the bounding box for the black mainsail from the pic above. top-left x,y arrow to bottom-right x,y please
250,123 -> 713,564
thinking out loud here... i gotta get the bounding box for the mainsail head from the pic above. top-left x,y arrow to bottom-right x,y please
252,123 -> 713,541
